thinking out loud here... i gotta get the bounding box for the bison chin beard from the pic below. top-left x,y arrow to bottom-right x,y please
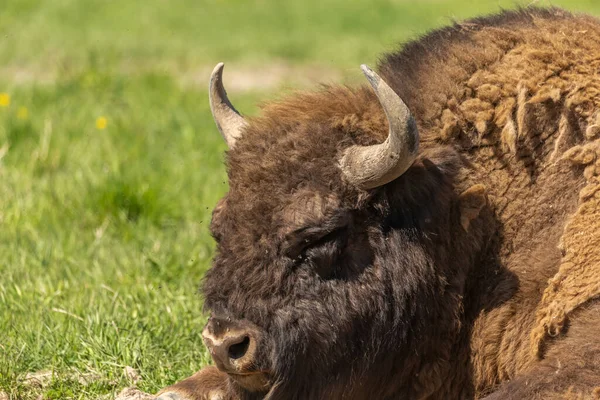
264,304 -> 407,400
227,373 -> 271,395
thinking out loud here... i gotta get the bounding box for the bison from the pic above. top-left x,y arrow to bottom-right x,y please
157,7 -> 600,400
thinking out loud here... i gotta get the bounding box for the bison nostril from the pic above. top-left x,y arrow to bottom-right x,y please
228,336 -> 250,360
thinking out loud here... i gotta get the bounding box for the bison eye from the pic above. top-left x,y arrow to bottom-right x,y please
288,227 -> 348,279
283,210 -> 349,253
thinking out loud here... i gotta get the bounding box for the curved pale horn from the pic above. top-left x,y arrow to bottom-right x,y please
339,65 -> 419,189
209,63 -> 247,148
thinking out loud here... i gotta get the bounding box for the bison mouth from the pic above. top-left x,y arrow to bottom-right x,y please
227,370 -> 271,392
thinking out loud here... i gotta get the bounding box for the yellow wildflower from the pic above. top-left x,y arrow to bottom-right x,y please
0,93 -> 10,107
17,106 -> 29,120
96,116 -> 108,130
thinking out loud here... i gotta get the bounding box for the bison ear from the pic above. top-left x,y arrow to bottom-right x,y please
209,63 -> 248,148
459,184 -> 488,232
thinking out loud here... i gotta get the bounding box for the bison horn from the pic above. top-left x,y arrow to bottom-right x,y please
339,65 -> 419,189
209,63 -> 247,148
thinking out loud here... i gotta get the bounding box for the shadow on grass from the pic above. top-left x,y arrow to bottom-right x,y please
90,173 -> 178,226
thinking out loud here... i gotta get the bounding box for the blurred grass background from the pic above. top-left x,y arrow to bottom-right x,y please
1,0 -> 600,399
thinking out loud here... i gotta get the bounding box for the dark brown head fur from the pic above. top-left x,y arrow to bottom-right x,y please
204,39 -> 489,400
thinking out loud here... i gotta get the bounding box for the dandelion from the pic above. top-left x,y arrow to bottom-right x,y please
17,106 -> 29,120
0,93 -> 10,108
96,116 -> 108,130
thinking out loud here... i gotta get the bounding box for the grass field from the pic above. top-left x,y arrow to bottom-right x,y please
1,1 -> 600,399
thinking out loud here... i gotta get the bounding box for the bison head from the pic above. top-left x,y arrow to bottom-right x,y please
200,63 -> 489,399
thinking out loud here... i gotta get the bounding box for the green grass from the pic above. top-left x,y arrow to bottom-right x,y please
0,73 -> 262,398
2,0 -> 600,399
2,0 -> 600,80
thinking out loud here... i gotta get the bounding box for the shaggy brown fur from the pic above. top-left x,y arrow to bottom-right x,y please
158,7 -> 600,400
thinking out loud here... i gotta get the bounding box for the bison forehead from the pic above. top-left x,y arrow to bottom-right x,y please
225,86 -> 388,189
280,190 -> 340,233
215,93 -> 387,240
